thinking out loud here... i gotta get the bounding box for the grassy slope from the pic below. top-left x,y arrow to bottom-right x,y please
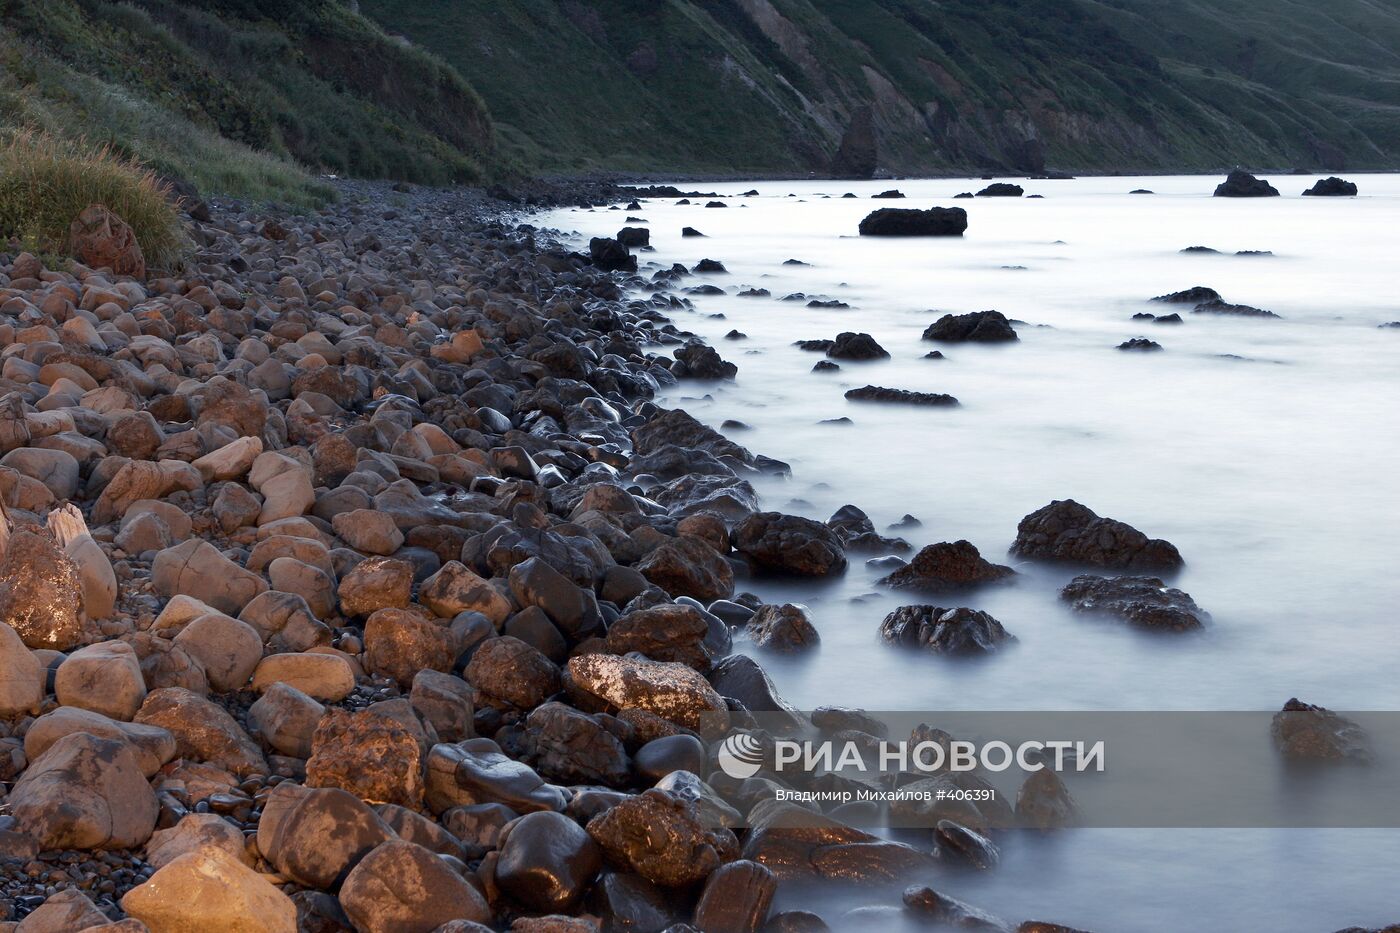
0,0 -> 497,204
364,0 -> 1400,175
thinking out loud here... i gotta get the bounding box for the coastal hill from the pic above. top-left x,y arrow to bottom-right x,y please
3,0 -> 1399,201
363,0 -> 1400,176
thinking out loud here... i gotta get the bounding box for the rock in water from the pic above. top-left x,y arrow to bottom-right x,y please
1302,176 -> 1358,196
903,885 -> 1012,931
922,309 -> 1018,342
1010,499 -> 1183,571
1271,698 -> 1371,762
879,606 -> 1016,655
975,183 -> 1024,196
858,207 -> 967,237
122,847 -> 297,932
825,332 -> 889,360
1192,298 -> 1280,318
747,603 -> 821,653
1017,769 -> 1078,829
1118,337 -> 1162,351
731,512 -> 847,576
1213,170 -> 1280,197
1059,574 -> 1208,631
0,528 -> 85,649
589,236 -> 637,272
844,385 -> 959,406
879,540 -> 1015,592
1151,285 -> 1221,304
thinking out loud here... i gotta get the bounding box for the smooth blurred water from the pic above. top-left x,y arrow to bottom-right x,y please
544,175 -> 1400,931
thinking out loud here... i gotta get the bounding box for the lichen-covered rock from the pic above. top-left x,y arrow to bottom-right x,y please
0,528 -> 85,649
306,707 -> 425,808
587,788 -> 737,887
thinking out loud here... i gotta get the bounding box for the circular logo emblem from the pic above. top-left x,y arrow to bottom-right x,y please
718,732 -> 765,779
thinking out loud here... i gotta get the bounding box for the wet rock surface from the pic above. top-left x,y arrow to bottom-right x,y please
1059,574 -> 1209,631
879,540 -> 1015,592
923,309 -> 1018,342
1010,499 -> 1183,570
879,606 -> 1016,655
1214,170 -> 1280,197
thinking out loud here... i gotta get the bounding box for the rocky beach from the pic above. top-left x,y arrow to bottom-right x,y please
0,169 -> 1397,933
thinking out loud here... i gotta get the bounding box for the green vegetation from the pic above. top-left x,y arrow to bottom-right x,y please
0,132 -> 187,268
0,0 -> 497,205
362,0 -> 1400,175
2,0 -> 1397,195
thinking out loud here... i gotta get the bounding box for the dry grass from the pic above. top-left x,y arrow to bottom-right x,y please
0,130 -> 188,271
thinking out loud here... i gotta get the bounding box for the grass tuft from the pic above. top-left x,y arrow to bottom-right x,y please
0,130 -> 188,271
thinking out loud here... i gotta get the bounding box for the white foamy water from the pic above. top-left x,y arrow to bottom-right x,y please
544,176 -> 1400,932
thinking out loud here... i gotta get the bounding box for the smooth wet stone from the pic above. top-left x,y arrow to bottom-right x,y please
410,669 -> 475,743
422,560 -> 514,624
1016,769 -> 1078,829
523,701 -> 630,787
425,738 -> 567,814
10,888 -> 109,932
693,859 -> 778,933
605,603 -> 715,671
496,810 -> 603,912
634,734 -> 707,783
332,508 -> 405,555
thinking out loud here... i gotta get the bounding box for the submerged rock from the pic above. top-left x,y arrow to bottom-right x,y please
1152,285 -> 1221,304
1117,337 -> 1162,351
1271,698 -> 1370,763
1192,298 -> 1280,318
844,385 -> 958,406
1011,499 -> 1184,571
879,606 -> 1016,655
1059,574 -> 1208,631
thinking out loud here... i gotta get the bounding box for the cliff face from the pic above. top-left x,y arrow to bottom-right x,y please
361,0 -> 1400,175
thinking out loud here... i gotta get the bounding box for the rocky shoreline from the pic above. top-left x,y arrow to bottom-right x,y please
0,179 -> 1388,933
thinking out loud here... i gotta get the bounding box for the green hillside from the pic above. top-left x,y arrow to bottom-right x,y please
3,0 -> 1398,200
0,0 -> 497,204
363,0 -> 1400,175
